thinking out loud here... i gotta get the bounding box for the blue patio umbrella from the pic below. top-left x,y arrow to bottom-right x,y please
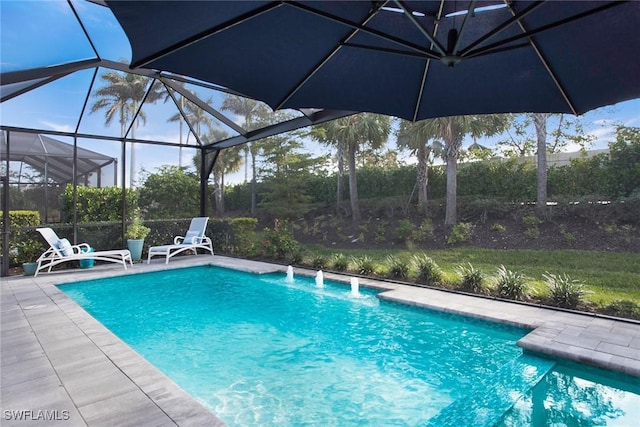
106,1 -> 640,121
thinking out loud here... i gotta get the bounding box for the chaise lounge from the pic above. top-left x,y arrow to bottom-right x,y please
35,227 -> 133,276
147,217 -> 214,264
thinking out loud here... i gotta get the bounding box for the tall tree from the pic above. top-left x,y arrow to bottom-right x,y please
212,145 -> 242,216
310,122 -> 347,212
220,95 -> 270,214
193,127 -> 241,216
165,83 -> 194,167
396,119 -> 444,214
314,113 -> 391,222
138,165 -> 199,219
90,71 -> 162,187
420,115 -> 510,225
258,131 -> 324,218
171,97 -> 214,144
499,113 -> 595,213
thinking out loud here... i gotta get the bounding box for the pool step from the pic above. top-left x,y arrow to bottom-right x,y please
426,354 -> 555,427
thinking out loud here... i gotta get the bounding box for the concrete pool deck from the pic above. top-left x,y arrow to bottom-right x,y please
2,255 -> 639,426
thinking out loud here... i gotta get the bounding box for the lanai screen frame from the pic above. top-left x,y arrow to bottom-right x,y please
1,57 -> 353,276
0,0 -> 354,276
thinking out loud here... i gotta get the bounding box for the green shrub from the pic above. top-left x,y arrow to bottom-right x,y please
229,217 -> 259,254
491,223 -> 506,233
13,238 -> 45,264
262,219 -> 300,259
64,185 -> 137,222
374,220 -> 388,243
412,254 -> 442,285
456,262 -> 486,294
522,215 -> 542,239
125,214 -> 150,240
352,255 -> 376,275
386,254 -> 410,280
447,222 -> 474,245
395,219 -> 414,242
208,217 -> 258,255
524,227 -> 541,239
494,265 -> 529,300
543,272 -> 591,309
412,218 -> 434,242
4,210 -> 42,265
601,300 -> 640,320
310,254 -> 329,269
288,249 -> 305,265
522,215 -> 543,227
332,253 -> 349,272
558,225 -> 577,245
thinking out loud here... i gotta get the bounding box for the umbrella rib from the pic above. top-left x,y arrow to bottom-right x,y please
464,1 -> 626,60
130,2 -> 283,69
274,1 -> 388,110
412,0 -> 446,122
460,0 -> 545,57
451,0 -> 477,54
393,0 -> 446,56
287,1 -> 439,59
508,4 -> 578,115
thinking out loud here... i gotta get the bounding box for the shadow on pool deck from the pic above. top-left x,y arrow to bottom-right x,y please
2,255 -> 639,426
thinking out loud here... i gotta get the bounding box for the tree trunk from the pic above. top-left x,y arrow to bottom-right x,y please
347,142 -> 360,222
214,171 -> 223,216
534,113 -> 548,215
336,142 -> 344,213
244,145 -> 249,183
444,121 -> 461,226
445,152 -> 458,226
220,172 -> 226,214
250,150 -> 257,215
416,144 -> 429,214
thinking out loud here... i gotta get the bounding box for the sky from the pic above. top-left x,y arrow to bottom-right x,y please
1,0 -> 639,186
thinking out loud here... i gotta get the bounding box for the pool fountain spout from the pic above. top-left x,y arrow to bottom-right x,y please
315,270 -> 324,288
350,277 -> 360,297
286,265 -> 294,283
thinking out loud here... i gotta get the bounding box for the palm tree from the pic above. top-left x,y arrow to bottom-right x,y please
212,145 -> 242,216
171,97 -> 214,144
419,115 -> 510,225
164,82 -> 194,167
90,71 -> 163,187
315,113 -> 391,222
311,121 -> 347,211
220,95 -> 270,214
396,119 -> 444,214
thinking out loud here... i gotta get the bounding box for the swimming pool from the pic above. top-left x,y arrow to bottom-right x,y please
59,266 -> 640,426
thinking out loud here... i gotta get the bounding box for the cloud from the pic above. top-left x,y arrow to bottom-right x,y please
39,121 -> 74,133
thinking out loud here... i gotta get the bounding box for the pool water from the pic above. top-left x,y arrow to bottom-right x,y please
59,266 -> 640,426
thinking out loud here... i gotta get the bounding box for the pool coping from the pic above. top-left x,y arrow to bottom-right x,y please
2,255 -> 640,426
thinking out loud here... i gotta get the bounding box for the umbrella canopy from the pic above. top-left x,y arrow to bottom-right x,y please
107,1 -> 640,122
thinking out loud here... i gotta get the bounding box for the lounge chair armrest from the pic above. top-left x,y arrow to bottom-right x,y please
174,235 -> 185,245
71,243 -> 91,254
37,247 -> 56,261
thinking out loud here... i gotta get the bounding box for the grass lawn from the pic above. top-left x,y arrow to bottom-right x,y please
304,246 -> 640,306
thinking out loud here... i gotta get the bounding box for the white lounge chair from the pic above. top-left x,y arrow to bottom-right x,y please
35,227 -> 133,276
147,217 -> 214,264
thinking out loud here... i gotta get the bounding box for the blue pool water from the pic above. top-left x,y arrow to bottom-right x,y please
59,266 -> 640,426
